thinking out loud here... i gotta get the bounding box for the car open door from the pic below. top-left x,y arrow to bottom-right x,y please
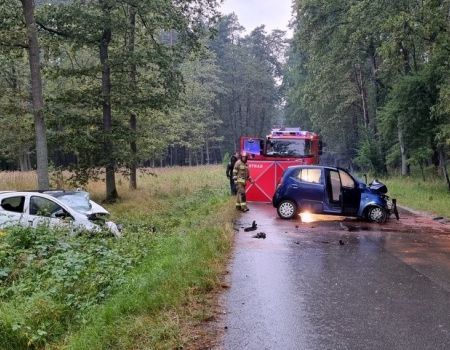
325,169 -> 342,213
338,169 -> 361,216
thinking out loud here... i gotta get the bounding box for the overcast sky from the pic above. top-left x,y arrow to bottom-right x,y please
220,0 -> 293,36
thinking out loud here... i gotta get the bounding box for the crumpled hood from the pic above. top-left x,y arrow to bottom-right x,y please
82,200 -> 110,216
368,180 -> 388,194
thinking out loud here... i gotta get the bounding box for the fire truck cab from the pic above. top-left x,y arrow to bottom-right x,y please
240,128 -> 322,202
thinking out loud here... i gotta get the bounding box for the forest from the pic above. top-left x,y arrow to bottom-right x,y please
0,0 -> 285,201
0,0 -> 449,201
285,0 -> 450,188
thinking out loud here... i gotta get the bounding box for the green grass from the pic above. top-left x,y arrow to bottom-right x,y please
0,166 -> 236,349
382,174 -> 450,218
63,187 -> 234,350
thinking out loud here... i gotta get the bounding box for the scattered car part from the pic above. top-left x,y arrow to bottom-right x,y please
244,220 -> 257,232
252,232 -> 266,239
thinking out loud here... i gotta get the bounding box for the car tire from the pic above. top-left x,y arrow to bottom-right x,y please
277,200 -> 298,220
366,206 -> 387,223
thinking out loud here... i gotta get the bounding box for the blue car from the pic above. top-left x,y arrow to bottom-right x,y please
272,165 -> 398,223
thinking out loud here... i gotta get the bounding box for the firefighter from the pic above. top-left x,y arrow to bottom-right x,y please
233,151 -> 252,212
226,152 -> 239,195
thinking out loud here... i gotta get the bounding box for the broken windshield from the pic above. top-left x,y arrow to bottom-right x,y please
47,191 -> 92,213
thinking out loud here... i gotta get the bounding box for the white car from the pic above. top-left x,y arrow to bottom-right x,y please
0,190 -> 121,237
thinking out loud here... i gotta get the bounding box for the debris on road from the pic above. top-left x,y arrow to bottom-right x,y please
244,220 -> 257,232
252,232 -> 266,239
393,199 -> 400,220
339,222 -> 357,232
433,216 -> 444,221
339,222 -> 349,231
339,239 -> 345,245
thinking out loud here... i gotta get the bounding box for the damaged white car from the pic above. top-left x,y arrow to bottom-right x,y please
0,190 -> 121,237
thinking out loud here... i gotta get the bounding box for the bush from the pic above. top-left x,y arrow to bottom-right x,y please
0,225 -> 148,348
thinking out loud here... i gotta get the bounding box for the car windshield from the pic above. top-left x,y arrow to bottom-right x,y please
48,191 -> 92,213
266,139 -> 312,157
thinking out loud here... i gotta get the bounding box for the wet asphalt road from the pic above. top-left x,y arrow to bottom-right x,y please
222,203 -> 450,350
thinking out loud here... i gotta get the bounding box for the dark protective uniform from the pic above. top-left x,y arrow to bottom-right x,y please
226,155 -> 238,195
233,159 -> 250,211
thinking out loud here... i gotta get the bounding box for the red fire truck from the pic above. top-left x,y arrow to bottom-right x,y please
240,128 -> 322,202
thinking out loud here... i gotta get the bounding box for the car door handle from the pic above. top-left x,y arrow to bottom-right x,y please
291,185 -> 300,189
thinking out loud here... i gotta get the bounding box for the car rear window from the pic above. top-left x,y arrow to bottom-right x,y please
297,168 -> 322,184
1,196 -> 25,213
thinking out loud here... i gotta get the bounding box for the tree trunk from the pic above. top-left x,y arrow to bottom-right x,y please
356,65 -> 370,129
205,141 -> 210,164
420,162 -> 425,182
129,112 -> 137,189
398,126 -> 409,176
26,151 -> 32,171
128,6 -> 138,190
438,147 -> 450,192
21,0 -> 49,190
99,1 -> 118,201
19,150 -> 32,171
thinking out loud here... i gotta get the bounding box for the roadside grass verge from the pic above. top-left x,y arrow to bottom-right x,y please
381,173 -> 450,218
0,166 -> 235,349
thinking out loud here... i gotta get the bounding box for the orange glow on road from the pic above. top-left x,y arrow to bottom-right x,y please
299,212 -> 346,223
300,211 -> 314,223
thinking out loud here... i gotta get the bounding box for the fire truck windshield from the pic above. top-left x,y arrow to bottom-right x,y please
266,139 -> 313,157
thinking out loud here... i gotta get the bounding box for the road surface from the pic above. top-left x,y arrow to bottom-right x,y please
222,203 -> 450,350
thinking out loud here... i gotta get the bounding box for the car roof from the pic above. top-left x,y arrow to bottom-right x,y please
286,165 -> 339,171
0,191 -> 62,197
0,190 -> 82,195
45,190 -> 88,197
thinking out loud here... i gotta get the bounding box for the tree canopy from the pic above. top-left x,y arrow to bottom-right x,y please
284,0 -> 450,187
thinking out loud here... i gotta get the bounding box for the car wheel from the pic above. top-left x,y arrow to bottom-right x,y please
277,200 -> 298,220
366,206 -> 387,223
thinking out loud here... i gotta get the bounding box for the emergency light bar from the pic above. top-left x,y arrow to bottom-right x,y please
270,128 -> 311,137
